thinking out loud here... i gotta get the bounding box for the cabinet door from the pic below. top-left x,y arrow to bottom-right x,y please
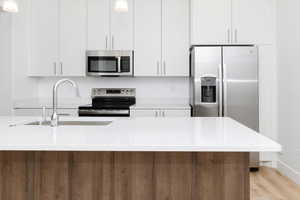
130,109 -> 157,117
110,0 -> 134,50
232,0 -> 275,44
30,0 -> 59,76
134,0 -> 162,76
59,0 -> 86,76
164,109 -> 191,117
87,0 -> 110,50
190,0 -> 231,44
162,0 -> 189,76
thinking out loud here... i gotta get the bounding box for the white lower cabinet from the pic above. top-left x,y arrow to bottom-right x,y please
163,109 -> 191,117
130,108 -> 191,118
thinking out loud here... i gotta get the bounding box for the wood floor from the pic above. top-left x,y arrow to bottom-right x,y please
251,167 -> 300,200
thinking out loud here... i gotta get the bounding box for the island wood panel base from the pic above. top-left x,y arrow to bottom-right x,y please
0,152 -> 249,200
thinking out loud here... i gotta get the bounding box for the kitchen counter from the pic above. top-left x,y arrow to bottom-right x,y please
1,116 -> 281,152
0,116 -> 281,200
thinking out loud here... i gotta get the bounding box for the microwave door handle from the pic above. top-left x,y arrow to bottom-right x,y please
117,57 -> 121,72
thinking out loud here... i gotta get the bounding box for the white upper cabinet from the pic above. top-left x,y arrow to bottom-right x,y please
87,0 -> 134,51
87,0 -> 110,50
29,0 -> 86,77
232,0 -> 276,44
134,0 -> 162,76
30,0 -> 59,76
110,0 -> 134,50
191,0 -> 275,45
134,0 -> 190,77
60,0 -> 86,76
162,0 -> 190,77
191,0 -> 231,45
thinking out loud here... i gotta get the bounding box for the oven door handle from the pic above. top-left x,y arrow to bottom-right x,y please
117,57 -> 121,73
79,109 -> 130,116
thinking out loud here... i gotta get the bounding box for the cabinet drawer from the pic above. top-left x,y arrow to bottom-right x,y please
130,108 -> 191,118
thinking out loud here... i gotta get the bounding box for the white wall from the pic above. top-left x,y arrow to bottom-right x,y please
277,0 -> 300,185
0,13 -> 12,115
11,0 -> 38,101
259,45 -> 278,166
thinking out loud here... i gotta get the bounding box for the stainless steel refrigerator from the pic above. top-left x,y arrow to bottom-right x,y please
190,45 -> 259,169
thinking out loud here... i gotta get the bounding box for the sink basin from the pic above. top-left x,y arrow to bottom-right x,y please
24,121 -> 112,126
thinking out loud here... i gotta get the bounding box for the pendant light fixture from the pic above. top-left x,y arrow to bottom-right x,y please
114,0 -> 128,12
1,0 -> 19,13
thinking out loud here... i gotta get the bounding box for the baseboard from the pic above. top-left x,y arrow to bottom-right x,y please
260,152 -> 278,168
278,160 -> 300,186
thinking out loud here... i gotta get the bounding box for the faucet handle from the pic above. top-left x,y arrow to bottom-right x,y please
42,106 -> 47,122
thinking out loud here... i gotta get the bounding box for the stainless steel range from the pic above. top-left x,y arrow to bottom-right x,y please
78,88 -> 136,117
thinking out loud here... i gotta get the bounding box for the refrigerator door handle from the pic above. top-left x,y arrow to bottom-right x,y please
218,64 -> 223,117
223,64 -> 228,116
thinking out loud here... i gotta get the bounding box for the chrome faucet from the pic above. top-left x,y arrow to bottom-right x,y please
51,79 -> 80,127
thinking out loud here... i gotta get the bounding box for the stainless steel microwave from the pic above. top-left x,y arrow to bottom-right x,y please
86,50 -> 134,77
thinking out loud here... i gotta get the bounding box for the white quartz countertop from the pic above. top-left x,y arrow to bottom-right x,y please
0,117 -> 281,152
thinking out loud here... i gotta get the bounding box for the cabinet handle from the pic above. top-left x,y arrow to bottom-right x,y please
235,29 -> 238,43
227,29 -> 230,43
60,62 -> 63,75
218,64 -> 223,117
42,106 -> 47,123
53,62 -> 57,75
105,36 -> 108,50
157,61 -> 160,75
163,61 -> 166,76
112,35 -> 114,50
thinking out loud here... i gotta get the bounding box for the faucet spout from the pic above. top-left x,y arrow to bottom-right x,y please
51,79 -> 80,127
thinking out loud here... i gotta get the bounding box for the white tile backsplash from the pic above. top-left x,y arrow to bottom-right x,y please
37,77 -> 190,100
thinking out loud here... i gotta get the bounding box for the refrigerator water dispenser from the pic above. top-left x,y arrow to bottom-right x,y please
201,77 -> 216,103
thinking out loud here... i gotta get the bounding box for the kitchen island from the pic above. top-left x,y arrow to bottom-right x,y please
0,117 -> 281,200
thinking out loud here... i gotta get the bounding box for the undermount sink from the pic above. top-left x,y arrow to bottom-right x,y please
24,121 -> 112,127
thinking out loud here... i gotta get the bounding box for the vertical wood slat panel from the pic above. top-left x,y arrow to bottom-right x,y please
0,151 -> 249,200
0,152 -> 27,200
132,152 -> 155,200
170,152 -> 193,200
0,152 -> 3,200
224,153 -> 250,200
194,152 -> 225,200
